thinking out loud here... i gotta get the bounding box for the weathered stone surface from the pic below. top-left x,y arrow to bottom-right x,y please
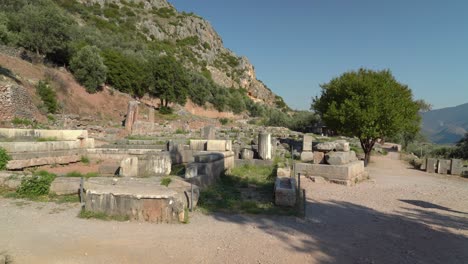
325,152 -> 351,165
313,151 -> 325,164
240,148 -> 254,160
206,140 -> 232,151
0,128 -> 88,140
295,160 -> 365,181
125,101 -> 139,132
185,163 -> 198,178
7,155 -> 81,170
309,176 -> 327,184
274,177 -> 296,207
426,158 -> 437,173
120,157 -> 139,177
138,153 -> 172,177
190,140 -> 207,151
0,140 -> 93,153
437,159 -> 451,174
450,159 -> 462,175
303,135 -> 313,152
348,151 -> 358,162
420,158 -> 427,171
300,151 -> 314,162
277,167 -> 291,177
258,133 -> 272,160
316,142 -> 336,152
335,140 -> 350,152
50,177 -> 81,195
98,160 -> 120,176
0,82 -> 38,121
201,126 -> 216,140
188,151 -> 234,188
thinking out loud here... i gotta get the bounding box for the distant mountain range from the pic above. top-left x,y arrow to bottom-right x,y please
421,103 -> 468,144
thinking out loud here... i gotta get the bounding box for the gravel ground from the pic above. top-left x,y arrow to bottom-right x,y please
0,153 -> 467,264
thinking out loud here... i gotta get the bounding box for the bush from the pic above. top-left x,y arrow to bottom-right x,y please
159,106 -> 173,115
219,118 -> 230,125
17,171 -> 56,198
36,80 -> 58,113
160,177 -> 172,187
70,45 -> 107,93
0,147 -> 10,170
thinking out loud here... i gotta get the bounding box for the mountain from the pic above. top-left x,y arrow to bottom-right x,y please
421,103 -> 468,144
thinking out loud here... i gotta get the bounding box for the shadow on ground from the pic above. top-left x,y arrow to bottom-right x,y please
0,66 -> 20,83
208,200 -> 468,264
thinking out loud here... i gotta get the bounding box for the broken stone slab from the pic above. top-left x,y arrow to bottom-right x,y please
450,159 -> 462,175
334,140 -> 350,152
300,151 -> 314,162
50,177 -> 81,195
120,157 -> 139,177
313,151 -> 325,164
303,135 -> 313,152
325,152 -> 351,165
315,142 -> 336,152
277,167 -> 291,177
6,155 -> 81,170
426,158 -> 437,173
274,177 -> 296,207
437,159 -> 451,174
240,148 -> 254,160
185,163 -> 198,178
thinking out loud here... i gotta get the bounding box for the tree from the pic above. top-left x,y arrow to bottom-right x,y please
70,46 -> 107,93
312,69 -> 421,165
14,1 -> 73,58
453,133 -> 468,159
36,80 -> 58,113
147,55 -> 189,108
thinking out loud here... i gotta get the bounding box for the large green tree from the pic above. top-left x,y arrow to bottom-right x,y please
147,55 -> 189,108
70,45 -> 107,93
312,69 -> 421,165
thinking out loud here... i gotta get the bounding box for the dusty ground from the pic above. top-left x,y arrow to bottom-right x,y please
0,153 -> 467,264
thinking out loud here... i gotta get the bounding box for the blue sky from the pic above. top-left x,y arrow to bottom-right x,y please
170,0 -> 468,110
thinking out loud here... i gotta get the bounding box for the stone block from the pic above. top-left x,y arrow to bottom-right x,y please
420,158 -> 427,171
295,161 -> 365,181
120,157 -> 139,177
335,140 -> 350,152
348,151 -> 358,162
450,159 -> 462,175
437,159 -> 450,174
7,155 -> 81,170
277,167 -> 291,177
98,160 -> 120,176
201,126 -> 216,140
241,148 -> 254,160
274,177 -> 296,207
138,153 -> 172,177
206,140 -> 232,151
303,135 -> 313,152
185,163 -> 198,179
313,151 -> 325,164
325,152 -> 351,165
300,151 -> 314,162
316,142 -> 336,152
125,101 -> 139,132
426,158 -> 437,173
190,140 -> 207,151
50,177 -> 81,195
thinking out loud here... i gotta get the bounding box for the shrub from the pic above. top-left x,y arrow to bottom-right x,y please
36,80 -> 58,113
80,155 -> 90,164
17,171 -> 56,198
0,147 -> 10,170
160,177 -> 171,187
159,106 -> 173,115
219,118 -> 230,125
70,45 -> 107,93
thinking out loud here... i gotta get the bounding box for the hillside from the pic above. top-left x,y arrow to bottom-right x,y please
421,102 -> 468,144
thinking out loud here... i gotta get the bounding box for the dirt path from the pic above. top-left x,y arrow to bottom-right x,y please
1,154 -> 467,264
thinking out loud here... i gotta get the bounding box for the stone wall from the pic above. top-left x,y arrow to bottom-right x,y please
0,83 -> 37,121
0,128 -> 88,140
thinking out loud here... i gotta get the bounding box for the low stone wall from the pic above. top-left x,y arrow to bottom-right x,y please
0,139 -> 94,153
235,159 -> 273,167
186,151 -> 234,188
137,153 -> 172,177
0,128 -> 88,140
87,148 -> 162,160
295,160 -> 365,183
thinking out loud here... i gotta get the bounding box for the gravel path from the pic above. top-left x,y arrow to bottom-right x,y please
1,153 -> 467,264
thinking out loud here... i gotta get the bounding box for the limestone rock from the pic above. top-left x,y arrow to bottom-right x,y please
316,142 -> 336,152
300,151 -> 314,162
325,152 -> 351,165
50,177 -> 81,195
120,157 -> 139,177
335,140 -> 350,152
313,151 -> 325,164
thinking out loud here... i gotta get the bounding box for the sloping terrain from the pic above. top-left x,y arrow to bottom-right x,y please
422,103 -> 468,144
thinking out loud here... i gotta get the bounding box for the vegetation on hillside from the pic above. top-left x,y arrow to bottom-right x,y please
313,69 -> 421,165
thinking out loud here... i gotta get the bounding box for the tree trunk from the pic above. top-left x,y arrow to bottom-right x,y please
360,138 -> 376,167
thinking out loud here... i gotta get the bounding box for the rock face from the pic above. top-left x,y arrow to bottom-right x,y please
76,0 -> 278,106
0,82 -> 38,122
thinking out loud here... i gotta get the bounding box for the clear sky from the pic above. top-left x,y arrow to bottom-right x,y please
169,0 -> 468,110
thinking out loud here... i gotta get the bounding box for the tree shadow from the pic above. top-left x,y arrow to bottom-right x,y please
0,66 -> 21,83
400,199 -> 468,215
207,200 -> 468,264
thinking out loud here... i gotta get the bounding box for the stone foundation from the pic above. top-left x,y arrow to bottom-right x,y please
295,160 -> 366,183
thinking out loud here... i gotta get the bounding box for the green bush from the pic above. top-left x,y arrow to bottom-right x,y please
17,171 -> 56,198
159,106 -> 173,115
36,80 -> 58,113
219,118 -> 230,125
0,147 -> 10,170
70,45 -> 107,93
160,177 -> 172,187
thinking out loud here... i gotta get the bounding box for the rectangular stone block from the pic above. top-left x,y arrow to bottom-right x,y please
450,159 -> 462,175
313,151 -> 325,164
300,151 -> 314,162
138,153 -> 172,177
185,163 -> 198,178
98,160 -> 120,176
437,159 -> 450,174
206,140 -> 232,151
335,140 -> 350,152
303,135 -> 313,152
420,158 -> 427,171
274,177 -> 296,207
190,140 -> 207,151
295,160 -> 365,181
426,158 -> 437,173
120,157 -> 139,177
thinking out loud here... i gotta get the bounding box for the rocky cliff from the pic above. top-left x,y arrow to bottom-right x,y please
77,0 -> 277,104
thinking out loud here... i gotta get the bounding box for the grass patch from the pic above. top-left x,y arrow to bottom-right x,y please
78,209 -> 129,221
65,171 -> 99,178
80,156 -> 90,164
160,177 -> 172,187
198,165 -> 297,216
37,137 -> 58,142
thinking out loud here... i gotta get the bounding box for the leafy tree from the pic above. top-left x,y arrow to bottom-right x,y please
14,0 -> 74,58
36,80 -> 58,113
313,69 -> 421,165
453,133 -> 468,159
101,49 -> 147,97
147,55 -> 189,108
70,45 -> 107,93
0,12 -> 17,45
187,72 -> 212,106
